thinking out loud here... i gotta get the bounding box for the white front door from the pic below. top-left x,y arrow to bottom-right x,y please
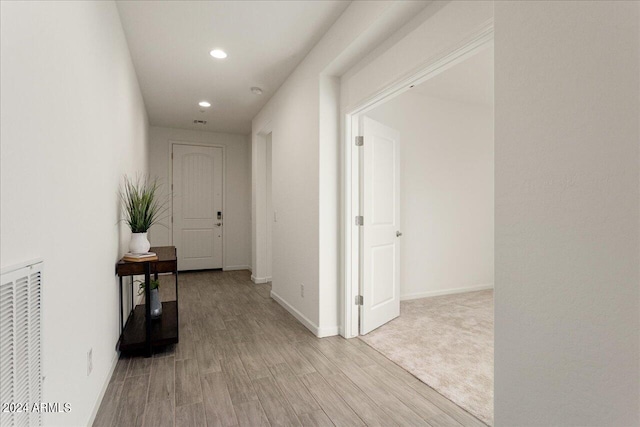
360,117 -> 401,335
172,144 -> 223,271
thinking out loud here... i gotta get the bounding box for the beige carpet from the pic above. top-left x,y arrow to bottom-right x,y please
359,290 -> 494,425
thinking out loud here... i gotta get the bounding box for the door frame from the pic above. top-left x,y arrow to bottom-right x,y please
169,140 -> 227,269
252,121 -> 273,284
341,22 -> 494,338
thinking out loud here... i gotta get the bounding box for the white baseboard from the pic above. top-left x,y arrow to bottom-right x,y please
270,290 -> 338,338
87,351 -> 119,426
401,283 -> 494,301
223,265 -> 251,271
251,275 -> 271,284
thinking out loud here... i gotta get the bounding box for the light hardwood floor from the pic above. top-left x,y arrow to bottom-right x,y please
93,270 -> 486,427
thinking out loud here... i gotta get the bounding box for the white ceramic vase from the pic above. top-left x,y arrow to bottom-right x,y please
129,232 -> 151,254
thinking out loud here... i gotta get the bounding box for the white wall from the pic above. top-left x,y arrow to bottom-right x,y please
366,91 -> 494,300
147,126 -> 251,270
251,1 -> 417,336
0,1 -> 148,425
494,1 -> 640,425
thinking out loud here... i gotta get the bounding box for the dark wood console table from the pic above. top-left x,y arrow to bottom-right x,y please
116,246 -> 179,357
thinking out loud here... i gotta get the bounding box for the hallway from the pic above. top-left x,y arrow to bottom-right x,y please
93,271 -> 485,427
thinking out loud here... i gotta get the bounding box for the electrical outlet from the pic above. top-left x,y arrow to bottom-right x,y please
87,348 -> 93,376
300,284 -> 304,298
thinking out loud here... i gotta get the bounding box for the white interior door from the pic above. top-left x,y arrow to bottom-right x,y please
360,116 -> 401,335
172,144 -> 223,271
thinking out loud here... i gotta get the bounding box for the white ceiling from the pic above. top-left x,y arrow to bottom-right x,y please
413,45 -> 494,106
116,1 -> 351,134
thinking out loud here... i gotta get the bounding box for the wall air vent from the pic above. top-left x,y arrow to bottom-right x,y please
193,120 -> 207,125
1,260 -> 43,427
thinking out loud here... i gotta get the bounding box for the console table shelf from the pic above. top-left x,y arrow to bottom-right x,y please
119,301 -> 178,351
116,246 -> 179,357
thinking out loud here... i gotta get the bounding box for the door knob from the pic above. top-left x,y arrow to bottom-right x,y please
215,222 -> 222,227
396,231 -> 403,237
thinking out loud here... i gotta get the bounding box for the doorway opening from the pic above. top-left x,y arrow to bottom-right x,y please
251,125 -> 274,285
344,34 -> 494,424
265,132 -> 273,282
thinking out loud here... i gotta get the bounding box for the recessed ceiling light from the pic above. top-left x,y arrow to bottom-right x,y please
199,101 -> 211,108
210,49 -> 227,59
250,87 -> 263,95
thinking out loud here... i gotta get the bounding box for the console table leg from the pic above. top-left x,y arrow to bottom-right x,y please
130,276 -> 134,316
175,270 -> 179,341
144,262 -> 152,357
119,276 -> 123,334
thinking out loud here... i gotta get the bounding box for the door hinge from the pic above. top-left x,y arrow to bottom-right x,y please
171,216 -> 173,224
171,152 -> 174,159
355,136 -> 364,146
355,216 -> 364,226
355,295 -> 363,306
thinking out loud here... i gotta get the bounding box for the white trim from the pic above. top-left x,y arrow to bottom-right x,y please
251,275 -> 271,284
341,21 -> 494,339
401,284 -> 494,301
343,20 -> 494,116
257,120 -> 273,136
340,113 -> 361,338
0,258 -> 43,275
169,140 -> 226,269
270,290 -> 339,338
223,265 -> 251,272
86,351 -> 119,426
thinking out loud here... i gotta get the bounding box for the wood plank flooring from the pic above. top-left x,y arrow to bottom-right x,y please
94,270 -> 486,427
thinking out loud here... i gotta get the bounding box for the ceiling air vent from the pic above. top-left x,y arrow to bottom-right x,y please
193,120 -> 207,125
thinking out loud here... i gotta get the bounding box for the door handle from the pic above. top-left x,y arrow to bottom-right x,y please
396,231 -> 402,237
